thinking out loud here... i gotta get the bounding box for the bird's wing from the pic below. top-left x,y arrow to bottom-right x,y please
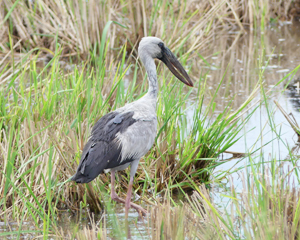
71,111 -> 137,183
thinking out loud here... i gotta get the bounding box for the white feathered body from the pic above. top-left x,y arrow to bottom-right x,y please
114,94 -> 157,166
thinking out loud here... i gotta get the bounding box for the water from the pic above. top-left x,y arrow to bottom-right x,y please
201,23 -> 300,231
210,23 -> 300,183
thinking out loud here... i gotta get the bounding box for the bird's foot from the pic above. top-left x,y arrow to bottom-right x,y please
128,201 -> 147,216
111,193 -> 147,216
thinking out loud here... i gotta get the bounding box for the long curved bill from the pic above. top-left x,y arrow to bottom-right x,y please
159,47 -> 193,87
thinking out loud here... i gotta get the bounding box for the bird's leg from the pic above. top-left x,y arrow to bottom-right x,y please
124,176 -> 133,219
110,170 -> 124,203
125,176 -> 147,218
110,170 -> 147,217
110,171 -> 131,210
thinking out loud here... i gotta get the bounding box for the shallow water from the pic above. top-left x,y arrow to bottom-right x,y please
211,24 -> 300,181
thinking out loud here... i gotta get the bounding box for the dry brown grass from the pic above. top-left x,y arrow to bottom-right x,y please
0,0 -> 295,57
0,0 -> 296,87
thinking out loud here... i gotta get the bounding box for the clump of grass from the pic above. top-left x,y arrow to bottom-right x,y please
231,166 -> 300,239
139,73 -> 260,193
148,184 -> 238,240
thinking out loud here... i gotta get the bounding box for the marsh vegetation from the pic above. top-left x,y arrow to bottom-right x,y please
0,0 -> 300,239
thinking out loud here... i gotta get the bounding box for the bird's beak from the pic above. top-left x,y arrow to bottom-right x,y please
159,47 -> 193,87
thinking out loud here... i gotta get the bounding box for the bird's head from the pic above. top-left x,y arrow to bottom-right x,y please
138,37 -> 193,87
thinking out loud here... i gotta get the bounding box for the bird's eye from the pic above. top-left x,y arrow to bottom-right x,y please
158,42 -> 164,49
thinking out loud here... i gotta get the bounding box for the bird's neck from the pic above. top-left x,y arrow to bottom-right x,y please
144,58 -> 158,99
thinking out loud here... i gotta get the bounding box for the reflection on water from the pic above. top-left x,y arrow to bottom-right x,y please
0,221 -> 37,239
286,78 -> 300,112
191,21 -> 300,111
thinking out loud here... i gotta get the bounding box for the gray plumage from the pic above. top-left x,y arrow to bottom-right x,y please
71,97 -> 158,183
71,37 -> 193,216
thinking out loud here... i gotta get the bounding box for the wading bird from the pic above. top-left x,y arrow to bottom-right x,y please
71,37 -> 193,217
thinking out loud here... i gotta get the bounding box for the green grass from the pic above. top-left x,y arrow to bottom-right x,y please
1,42 -> 299,238
0,40 -> 256,237
0,0 -> 300,239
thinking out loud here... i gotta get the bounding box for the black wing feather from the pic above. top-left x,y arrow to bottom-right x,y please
71,111 -> 137,183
